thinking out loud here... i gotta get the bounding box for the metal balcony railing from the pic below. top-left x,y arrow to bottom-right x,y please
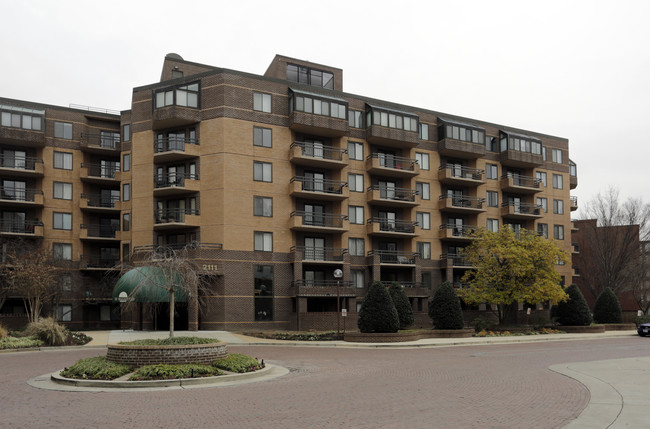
81,163 -> 120,178
131,242 -> 222,261
0,219 -> 42,234
81,133 -> 121,150
291,246 -> 347,261
81,224 -> 119,238
154,173 -> 199,188
0,155 -> 43,170
440,253 -> 472,266
367,218 -> 417,233
291,141 -> 346,161
368,250 -> 418,264
439,194 -> 485,209
501,201 -> 542,215
155,137 -> 199,153
439,164 -> 484,180
439,224 -> 477,238
290,176 -> 347,194
80,255 -> 119,268
292,280 -> 354,287
155,208 -> 200,223
501,173 -> 541,188
571,196 -> 578,205
368,185 -> 418,202
368,153 -> 417,171
0,186 -> 42,202
81,193 -> 119,208
379,281 -> 424,288
291,211 -> 347,228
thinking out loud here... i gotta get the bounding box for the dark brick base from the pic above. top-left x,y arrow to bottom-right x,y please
106,342 -> 228,368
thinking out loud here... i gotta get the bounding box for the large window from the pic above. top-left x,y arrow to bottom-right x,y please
348,141 -> 363,160
254,231 -> 272,251
253,161 -> 272,182
416,212 -> 430,230
53,212 -> 72,230
552,174 -> 563,189
292,92 -> 346,119
348,110 -> 363,128
54,122 -> 73,139
553,199 -> 564,215
442,121 -> 485,143
486,164 -> 498,179
419,123 -> 429,140
253,127 -> 272,148
348,173 -> 363,192
53,151 -> 72,170
537,197 -> 548,213
254,196 -> 273,217
349,206 -> 364,224
486,191 -> 499,207
416,182 -> 430,200
552,149 -> 563,163
499,131 -> 542,155
254,265 -> 273,321
348,238 -> 365,256
0,104 -> 44,131
487,218 -> 499,232
536,171 -> 547,187
554,225 -> 564,240
417,242 -> 431,259
351,270 -> 365,288
53,243 -> 72,260
53,182 -> 72,200
368,106 -> 418,131
155,82 -> 199,108
538,223 -> 548,238
415,152 -> 429,170
286,64 -> 334,89
253,92 -> 271,113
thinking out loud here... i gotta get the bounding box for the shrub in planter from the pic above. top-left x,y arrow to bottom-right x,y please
555,284 -> 592,326
24,317 -> 67,346
429,282 -> 465,330
61,356 -> 131,380
213,353 -> 264,373
129,364 -> 222,380
357,281 -> 399,333
389,282 -> 414,329
593,287 -> 622,324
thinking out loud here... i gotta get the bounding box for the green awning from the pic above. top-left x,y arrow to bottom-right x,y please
113,266 -> 187,303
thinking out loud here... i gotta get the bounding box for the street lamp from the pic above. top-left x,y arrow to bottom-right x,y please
118,292 -> 128,332
333,269 -> 343,336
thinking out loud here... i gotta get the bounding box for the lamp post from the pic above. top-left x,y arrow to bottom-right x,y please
333,269 -> 343,336
118,292 -> 128,331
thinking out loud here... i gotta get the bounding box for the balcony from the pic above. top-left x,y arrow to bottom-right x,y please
80,224 -> 120,242
0,187 -> 44,207
499,150 -> 543,168
500,202 -> 543,219
289,142 -> 347,169
80,193 -> 121,213
499,174 -> 542,194
152,105 -> 201,130
153,173 -> 200,196
438,195 -> 485,214
0,155 -> 44,177
289,177 -> 348,201
368,250 -> 418,265
570,196 -> 578,211
439,224 -> 478,241
366,218 -> 418,237
378,281 -> 429,297
0,220 -> 43,237
80,163 -> 120,185
367,185 -> 419,208
440,253 -> 472,268
292,280 -> 356,298
290,111 -> 349,137
366,154 -> 419,178
291,246 -> 347,263
80,133 -> 121,155
79,255 -> 119,270
438,138 -> 486,159
290,211 -> 347,233
0,127 -> 45,147
154,208 -> 200,230
437,165 -> 484,186
154,137 -> 200,163
366,125 -> 418,148
131,242 -> 223,263
570,175 -> 578,190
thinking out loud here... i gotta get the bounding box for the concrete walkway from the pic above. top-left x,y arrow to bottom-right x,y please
79,329 -> 646,428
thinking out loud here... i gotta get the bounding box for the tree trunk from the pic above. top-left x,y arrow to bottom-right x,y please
169,288 -> 175,338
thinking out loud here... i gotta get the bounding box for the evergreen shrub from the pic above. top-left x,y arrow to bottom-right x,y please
357,281 -> 399,333
593,287 -> 622,323
389,282 -> 414,329
429,282 -> 465,329
555,284 -> 592,326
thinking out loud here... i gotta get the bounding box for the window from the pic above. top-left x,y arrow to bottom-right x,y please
370,108 -> 418,131
254,265 -> 274,321
416,212 -> 430,230
444,123 -> 485,143
293,93 -> 346,119
54,122 -> 73,139
537,197 -> 548,213
554,225 -> 564,240
538,223 -> 549,239
122,213 -> 130,231
416,182 -> 430,200
254,231 -> 272,251
417,242 -> 431,259
348,238 -> 365,256
53,182 -> 72,200
552,174 -> 563,189
253,92 -> 271,113
253,161 -> 272,182
53,151 -> 72,170
348,173 -> 364,192
499,131 -> 542,155
61,274 -> 72,291
487,218 -> 499,232
415,152 -> 429,170
553,199 -> 564,215
122,183 -> 130,201
486,164 -> 498,180
155,82 -> 199,108
123,154 -> 130,172
552,149 -> 563,163
53,243 -> 72,260
570,160 -> 577,177
123,124 -> 131,142
486,136 -> 498,152
348,141 -> 363,160
56,304 -> 72,322
349,206 -> 364,224
254,196 -> 273,217
286,64 -> 334,89
351,269 -> 365,288
536,171 -> 547,187
253,127 -> 272,148
486,191 -> 499,207
53,212 -> 72,230
419,123 -> 429,140
0,105 -> 43,130
348,110 -> 363,128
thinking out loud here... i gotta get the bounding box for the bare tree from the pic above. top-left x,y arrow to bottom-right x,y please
578,187 -> 650,304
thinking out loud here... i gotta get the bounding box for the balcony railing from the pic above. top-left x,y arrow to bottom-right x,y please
81,163 -> 120,179
501,201 -> 542,215
0,220 -> 42,234
0,155 -> 43,171
291,211 -> 346,228
439,195 -> 485,209
80,255 -> 119,269
368,250 -> 418,264
0,186 -> 43,202
438,164 -> 484,180
155,208 -> 200,223
379,281 -> 424,288
367,153 -> 417,171
439,224 -> 477,238
367,218 -> 417,233
81,224 -> 119,238
500,174 -> 541,189
290,176 -> 347,195
441,253 -> 472,267
155,137 -> 199,153
291,246 -> 347,261
81,133 -> 121,151
570,196 -> 578,210
292,280 -> 354,288
290,142 -> 346,161
154,173 -> 199,188
131,242 -> 222,261
368,185 -> 418,202
81,193 -> 120,208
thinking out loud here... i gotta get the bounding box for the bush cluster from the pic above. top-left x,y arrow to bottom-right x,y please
555,284 -> 592,326
593,287 -> 622,324
129,364 -> 223,381
0,323 -> 7,339
242,331 -> 339,341
429,282 -> 465,330
25,317 -> 67,346
61,356 -> 131,380
389,283 -> 414,329
357,281 -> 399,333
213,353 -> 264,373
119,336 -> 218,346
0,336 -> 43,350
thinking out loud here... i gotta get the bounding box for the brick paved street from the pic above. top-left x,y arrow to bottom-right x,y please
1,338 -> 649,428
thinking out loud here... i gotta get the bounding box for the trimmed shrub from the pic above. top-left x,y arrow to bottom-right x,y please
0,336 -> 43,350
119,336 -> 218,346
213,353 -> 264,373
0,323 -> 7,339
471,316 -> 495,333
389,282 -> 414,329
61,356 -> 131,380
593,287 -> 622,324
555,284 -> 592,326
429,282 -> 465,330
129,364 -> 222,380
25,317 -> 67,346
357,281 -> 399,333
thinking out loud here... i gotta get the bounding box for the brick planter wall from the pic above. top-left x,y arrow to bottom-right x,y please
344,329 -> 473,343
559,325 -> 606,333
106,342 -> 228,368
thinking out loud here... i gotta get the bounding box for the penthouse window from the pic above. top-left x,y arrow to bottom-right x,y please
499,131 -> 542,155
439,119 -> 485,143
290,89 -> 347,119
154,82 -> 199,109
367,105 -> 418,132
0,104 -> 44,131
286,64 -> 334,90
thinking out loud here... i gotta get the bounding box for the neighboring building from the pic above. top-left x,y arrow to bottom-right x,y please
0,53 -> 577,331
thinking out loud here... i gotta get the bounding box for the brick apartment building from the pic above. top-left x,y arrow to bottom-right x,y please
0,53 -> 577,331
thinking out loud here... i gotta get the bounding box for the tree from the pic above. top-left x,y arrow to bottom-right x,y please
457,227 -> 568,325
357,281 -> 399,333
389,282 -> 414,329
578,187 -> 650,304
429,281 -> 464,329
593,287 -> 622,323
555,284 -> 592,326
3,244 -> 60,324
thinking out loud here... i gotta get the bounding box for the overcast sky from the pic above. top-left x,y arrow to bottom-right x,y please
2,0 -> 649,216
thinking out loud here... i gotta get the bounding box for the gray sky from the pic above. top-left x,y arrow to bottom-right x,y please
2,0 -> 649,216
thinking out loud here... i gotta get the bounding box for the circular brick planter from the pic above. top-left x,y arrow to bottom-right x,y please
559,325 -> 606,333
106,341 -> 228,368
